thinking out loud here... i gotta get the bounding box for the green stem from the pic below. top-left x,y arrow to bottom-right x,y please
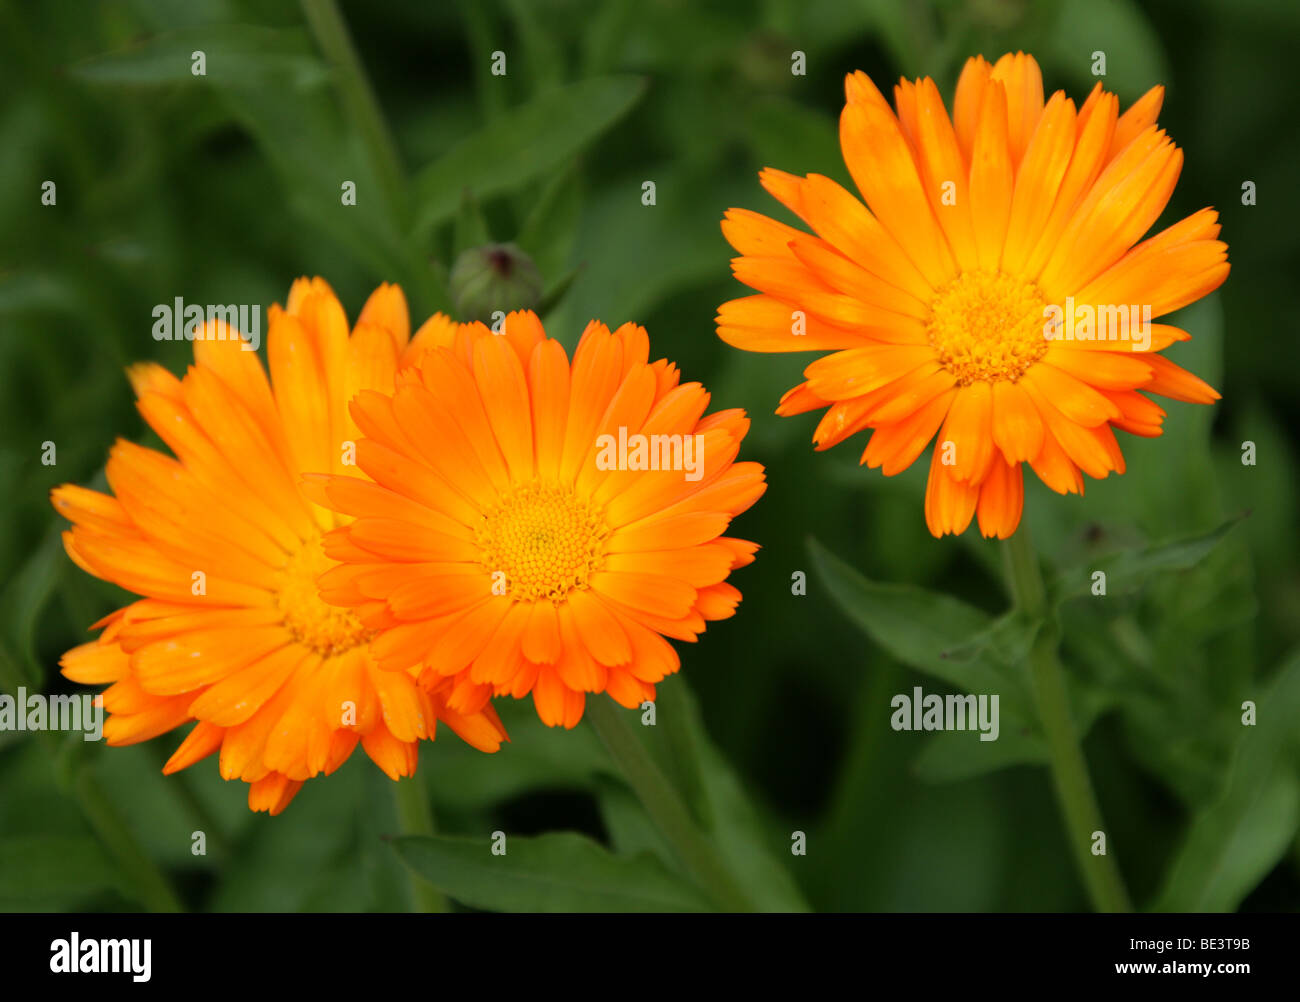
300,0 -> 407,216
586,697 -> 755,912
393,775 -> 448,913
1002,528 -> 1132,913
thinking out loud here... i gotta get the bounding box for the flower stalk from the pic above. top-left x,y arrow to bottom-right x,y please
1002,528 -> 1132,913
393,774 -> 449,913
586,698 -> 756,912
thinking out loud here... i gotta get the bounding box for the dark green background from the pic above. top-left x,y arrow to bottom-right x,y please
1,0 -> 1297,912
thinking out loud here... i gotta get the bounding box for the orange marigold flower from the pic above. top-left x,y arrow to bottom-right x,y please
717,52 -> 1229,538
308,310 -> 765,728
52,278 -> 507,816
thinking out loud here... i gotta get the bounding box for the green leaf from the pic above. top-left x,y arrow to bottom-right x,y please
453,187 -> 492,257
687,736 -> 811,911
594,775 -> 678,861
456,0 -> 508,122
1049,515 -> 1244,605
221,92 -> 419,287
208,756 -> 366,911
745,97 -> 845,187
516,166 -> 581,284
391,832 -> 714,912
588,692 -> 810,912
1152,649 -> 1300,911
420,698 -> 608,813
504,0 -> 565,93
808,537 -> 1023,700
410,75 -> 646,239
645,680 -> 713,830
1046,0 -> 1170,104
0,528 -> 66,688
860,0 -> 935,71
913,664 -> 1115,784
72,23 -> 428,301
913,727 -> 1048,784
938,609 -> 1041,670
535,263 -> 584,318
69,25 -> 329,90
0,835 -> 121,907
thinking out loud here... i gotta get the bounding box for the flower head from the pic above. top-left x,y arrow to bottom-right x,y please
309,311 -> 765,727
53,279 -> 507,815
718,52 -> 1228,538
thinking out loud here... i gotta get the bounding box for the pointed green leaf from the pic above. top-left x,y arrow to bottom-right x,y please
69,25 -> 328,90
808,537 -> 1031,701
453,187 -> 492,256
516,166 -> 581,283
1050,514 -> 1244,605
592,688 -> 810,913
1152,648 -> 1300,911
913,728 -> 1048,784
938,609 -> 1041,670
410,75 -> 646,239
1,528 -> 67,687
391,832 -> 713,912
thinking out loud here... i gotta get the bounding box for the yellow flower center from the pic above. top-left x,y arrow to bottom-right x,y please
475,483 -> 609,602
925,270 -> 1049,385
277,536 -> 371,657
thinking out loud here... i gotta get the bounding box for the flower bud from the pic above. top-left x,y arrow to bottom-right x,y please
448,243 -> 543,324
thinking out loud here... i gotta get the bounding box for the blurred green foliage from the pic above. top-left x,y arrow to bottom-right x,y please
1,0 -> 1298,912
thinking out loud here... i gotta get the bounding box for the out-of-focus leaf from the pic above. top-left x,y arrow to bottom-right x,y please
452,187 -> 491,257
424,699 -> 608,814
516,166 -> 581,284
69,21 -> 425,299
0,835 -> 120,907
810,536 -> 994,677
808,537 -> 1033,710
391,831 -> 713,912
688,733 -> 811,911
590,689 -> 809,912
580,0 -> 637,75
594,774 -> 676,861
860,0 -> 934,71
221,93 -> 420,292
745,96 -> 844,186
208,757 -> 366,911
456,0 -> 508,122
1046,0 -> 1169,103
547,161 -> 737,335
912,616 -> 1120,784
68,25 -> 329,89
913,727 -> 1047,783
644,680 -> 712,830
410,75 -> 646,239
535,263 -> 584,317
939,609 -> 1041,670
89,742 -> 234,869
1049,515 -> 1243,605
505,0 -> 564,93
1152,649 -> 1300,911
0,272 -> 89,318
0,529 -> 66,687
351,765 -> 415,912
